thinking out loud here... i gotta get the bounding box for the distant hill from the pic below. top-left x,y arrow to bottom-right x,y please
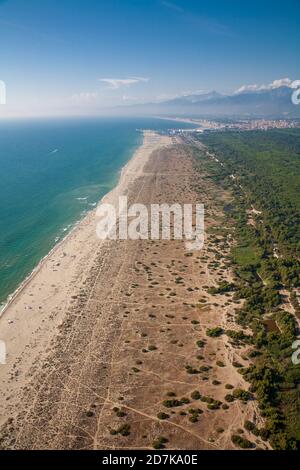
113,86 -> 300,118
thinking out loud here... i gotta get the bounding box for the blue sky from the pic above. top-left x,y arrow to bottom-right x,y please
0,0 -> 299,117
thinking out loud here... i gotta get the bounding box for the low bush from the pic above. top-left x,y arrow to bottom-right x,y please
206,327 -> 223,337
231,434 -> 254,449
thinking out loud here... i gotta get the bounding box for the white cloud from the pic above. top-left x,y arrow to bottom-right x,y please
181,89 -> 206,96
99,77 -> 149,90
154,89 -> 209,102
271,78 -> 293,88
235,78 -> 295,94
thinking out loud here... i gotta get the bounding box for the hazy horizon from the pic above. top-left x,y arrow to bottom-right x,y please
0,0 -> 299,118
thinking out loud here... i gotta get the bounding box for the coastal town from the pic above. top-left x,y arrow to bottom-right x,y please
164,118 -> 300,135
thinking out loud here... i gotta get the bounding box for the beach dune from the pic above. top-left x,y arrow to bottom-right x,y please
0,132 -> 266,450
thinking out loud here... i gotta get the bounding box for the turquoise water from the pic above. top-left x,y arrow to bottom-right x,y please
0,117 -> 195,304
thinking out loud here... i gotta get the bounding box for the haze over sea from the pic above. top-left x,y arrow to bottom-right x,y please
0,117 -> 195,306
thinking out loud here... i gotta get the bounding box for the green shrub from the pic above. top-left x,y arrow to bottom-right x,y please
206,327 -> 223,337
162,399 -> 182,408
212,380 -> 221,385
231,434 -> 254,449
216,360 -> 225,367
225,394 -> 235,402
259,428 -> 270,441
189,415 -> 198,423
225,384 -> 234,390
233,389 -> 251,401
110,421 -> 131,436
180,397 -> 190,404
191,390 -> 201,400
157,412 -> 169,420
152,436 -> 168,449
244,420 -> 255,432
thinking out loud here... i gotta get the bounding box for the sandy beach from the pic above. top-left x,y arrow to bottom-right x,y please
0,132 -> 267,450
0,131 -> 171,423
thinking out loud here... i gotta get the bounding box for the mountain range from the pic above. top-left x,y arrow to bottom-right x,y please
116,86 -> 300,118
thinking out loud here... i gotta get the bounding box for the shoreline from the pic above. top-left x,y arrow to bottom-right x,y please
0,129 -> 148,318
154,115 -> 202,128
0,217 -> 82,318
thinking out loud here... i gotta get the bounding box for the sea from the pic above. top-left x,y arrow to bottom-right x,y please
0,116 -> 195,306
